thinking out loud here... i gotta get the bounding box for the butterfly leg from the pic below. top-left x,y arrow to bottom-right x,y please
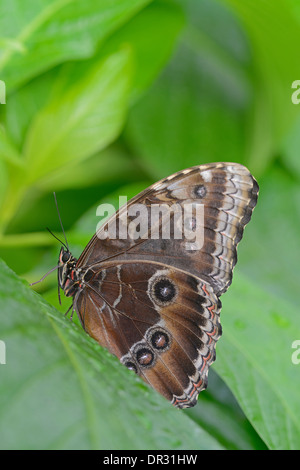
64,303 -> 74,320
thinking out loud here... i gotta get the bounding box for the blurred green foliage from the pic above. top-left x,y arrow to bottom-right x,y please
0,0 -> 300,450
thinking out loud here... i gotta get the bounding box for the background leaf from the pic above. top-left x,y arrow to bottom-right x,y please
214,274 -> 300,450
24,47 -> 133,182
237,166 -> 300,308
222,0 -> 300,174
281,113 -> 300,180
0,0 -> 151,92
124,0 -> 252,179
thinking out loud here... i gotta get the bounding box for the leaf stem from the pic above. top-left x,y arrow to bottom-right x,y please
0,231 -> 58,248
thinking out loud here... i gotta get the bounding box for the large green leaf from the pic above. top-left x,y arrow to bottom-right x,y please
101,0 -> 184,103
211,165 -> 300,449
2,1 -> 183,154
281,113 -> 300,180
237,166 -> 300,308
214,273 -> 300,450
0,0 -> 151,92
187,371 -> 267,450
222,0 -> 300,174
124,0 -> 252,179
24,48 -> 132,183
0,258 -> 223,450
0,47 -> 133,231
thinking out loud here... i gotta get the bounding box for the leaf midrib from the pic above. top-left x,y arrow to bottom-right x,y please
43,311 -> 100,450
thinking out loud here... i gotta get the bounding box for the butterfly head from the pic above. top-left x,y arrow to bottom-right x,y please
58,247 -> 79,297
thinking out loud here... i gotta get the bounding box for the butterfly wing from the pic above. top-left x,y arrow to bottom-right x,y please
74,261 -> 221,408
74,162 -> 258,406
77,162 -> 259,296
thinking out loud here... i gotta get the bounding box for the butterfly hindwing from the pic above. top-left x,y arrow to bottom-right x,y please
74,261 -> 221,408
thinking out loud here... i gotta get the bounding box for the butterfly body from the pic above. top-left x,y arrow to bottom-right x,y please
58,163 -> 259,408
58,247 -> 80,297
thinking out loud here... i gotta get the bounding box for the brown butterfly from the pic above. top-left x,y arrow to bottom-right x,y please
55,162 -> 258,408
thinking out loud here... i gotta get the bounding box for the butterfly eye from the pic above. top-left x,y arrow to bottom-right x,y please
62,251 -> 71,262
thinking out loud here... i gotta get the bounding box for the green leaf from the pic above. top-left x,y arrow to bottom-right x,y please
0,125 -> 23,167
188,371 -> 267,450
189,158 -> 300,452
214,273 -> 300,450
0,0 -> 151,92
2,1 -> 183,155
24,47 -> 133,183
2,69 -> 59,152
0,258 -> 223,450
237,166 -> 300,308
222,0 -> 300,174
209,165 -> 300,449
281,112 -> 300,180
36,146 -> 142,193
0,159 -> 8,208
101,0 -> 185,103
124,0 -> 252,179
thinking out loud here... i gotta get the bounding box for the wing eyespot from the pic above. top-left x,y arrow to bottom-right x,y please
148,273 -> 178,307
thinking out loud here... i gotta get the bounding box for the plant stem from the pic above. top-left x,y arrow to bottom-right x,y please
0,231 -> 57,248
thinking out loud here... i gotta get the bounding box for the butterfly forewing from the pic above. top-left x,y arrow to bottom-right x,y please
77,163 -> 258,296
71,162 -> 258,407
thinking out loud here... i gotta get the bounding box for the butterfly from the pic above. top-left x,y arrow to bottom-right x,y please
53,162 -> 258,408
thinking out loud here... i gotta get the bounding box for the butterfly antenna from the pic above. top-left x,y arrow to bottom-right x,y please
46,227 -> 68,251
53,192 -> 69,251
30,265 -> 60,286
